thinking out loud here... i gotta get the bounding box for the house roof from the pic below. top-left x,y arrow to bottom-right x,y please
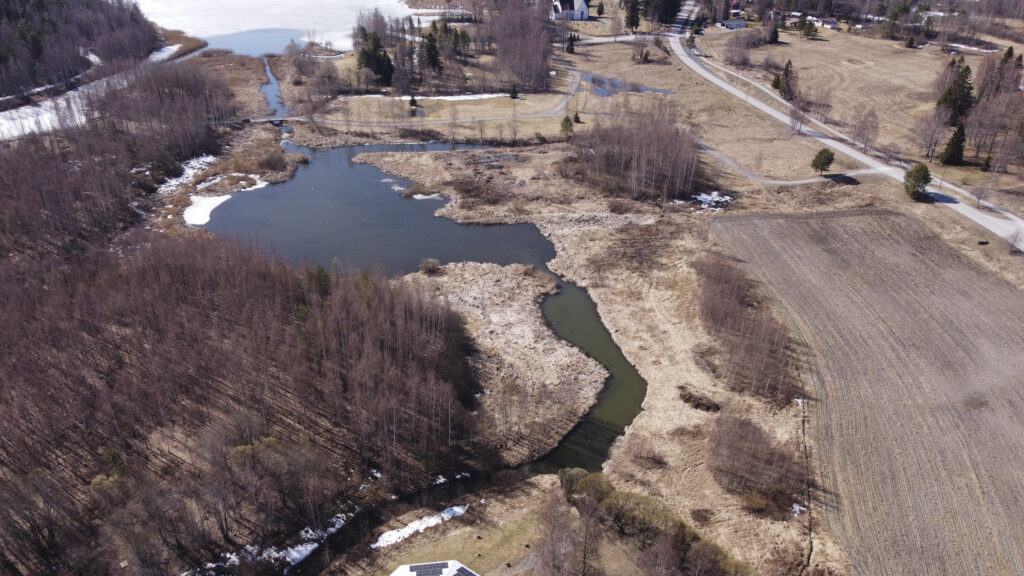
390,561 -> 480,576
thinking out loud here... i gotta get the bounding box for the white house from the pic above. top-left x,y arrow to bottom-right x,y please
390,561 -> 480,576
551,0 -> 589,20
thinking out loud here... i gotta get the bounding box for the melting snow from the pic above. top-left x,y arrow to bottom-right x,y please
370,505 -> 469,549
792,503 -> 807,518
183,195 -> 231,226
149,44 -> 181,62
157,155 -> 217,194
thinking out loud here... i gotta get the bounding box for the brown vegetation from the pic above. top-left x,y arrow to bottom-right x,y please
0,0 -> 158,98
692,252 -> 798,405
706,409 -> 807,517
574,100 -> 700,201
0,61 -> 231,258
0,237 -> 479,573
553,470 -> 751,575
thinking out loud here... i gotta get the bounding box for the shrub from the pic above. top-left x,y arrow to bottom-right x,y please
678,385 -> 721,412
258,149 -> 287,171
575,472 -> 615,503
419,257 -> 442,275
600,490 -> 683,547
706,410 -> 808,518
692,253 -> 798,404
557,467 -> 589,496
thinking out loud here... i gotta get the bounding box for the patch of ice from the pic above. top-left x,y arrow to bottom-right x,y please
369,505 -> 469,549
380,177 -> 395,183
391,184 -> 406,192
183,195 -> 231,226
412,193 -> 442,200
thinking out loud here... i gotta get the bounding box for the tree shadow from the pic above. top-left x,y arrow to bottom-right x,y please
823,174 -> 860,185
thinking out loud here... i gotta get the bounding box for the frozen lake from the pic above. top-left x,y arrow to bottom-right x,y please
134,0 -> 422,53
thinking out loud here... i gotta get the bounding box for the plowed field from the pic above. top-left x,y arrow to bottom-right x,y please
714,209 -> 1024,575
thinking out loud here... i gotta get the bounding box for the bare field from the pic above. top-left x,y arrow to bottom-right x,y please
713,209 -> 1024,576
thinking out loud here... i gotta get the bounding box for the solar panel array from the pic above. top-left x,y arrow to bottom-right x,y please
409,562 -> 448,576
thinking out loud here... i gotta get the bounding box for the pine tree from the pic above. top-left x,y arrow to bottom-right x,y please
625,0 -> 641,30
904,163 -> 932,201
811,148 -> 835,174
938,122 -> 965,165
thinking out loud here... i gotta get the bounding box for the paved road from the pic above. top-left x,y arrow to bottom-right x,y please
663,19 -> 1024,249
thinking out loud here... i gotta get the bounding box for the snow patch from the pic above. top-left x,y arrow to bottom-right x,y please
158,155 -> 217,194
184,195 -> 231,226
792,503 -> 807,518
795,398 -> 804,407
413,193 -> 442,200
149,44 -> 181,62
948,43 -> 999,53
370,505 -> 469,549
434,475 -> 448,485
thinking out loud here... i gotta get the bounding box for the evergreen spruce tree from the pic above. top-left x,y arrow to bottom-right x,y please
938,122 -> 965,165
937,58 -> 975,124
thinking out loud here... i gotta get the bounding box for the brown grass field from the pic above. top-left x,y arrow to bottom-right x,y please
713,209 -> 1024,575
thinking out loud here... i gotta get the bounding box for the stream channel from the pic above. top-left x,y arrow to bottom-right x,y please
202,60 -> 648,571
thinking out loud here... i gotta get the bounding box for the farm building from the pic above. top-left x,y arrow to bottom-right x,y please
551,0 -> 589,20
390,561 -> 480,576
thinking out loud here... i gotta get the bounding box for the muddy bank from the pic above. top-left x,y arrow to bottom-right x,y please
406,262 -> 607,466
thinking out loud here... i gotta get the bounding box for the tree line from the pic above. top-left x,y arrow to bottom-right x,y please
0,0 -> 157,99
924,48 -> 1024,170
573,100 -> 701,201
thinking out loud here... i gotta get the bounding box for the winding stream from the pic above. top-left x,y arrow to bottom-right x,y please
202,62 -> 647,571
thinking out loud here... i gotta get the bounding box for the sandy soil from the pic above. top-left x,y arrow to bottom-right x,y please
714,210 -> 1024,576
405,262 -> 607,466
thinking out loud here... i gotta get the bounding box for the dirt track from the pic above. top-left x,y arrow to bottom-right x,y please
713,209 -> 1024,575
